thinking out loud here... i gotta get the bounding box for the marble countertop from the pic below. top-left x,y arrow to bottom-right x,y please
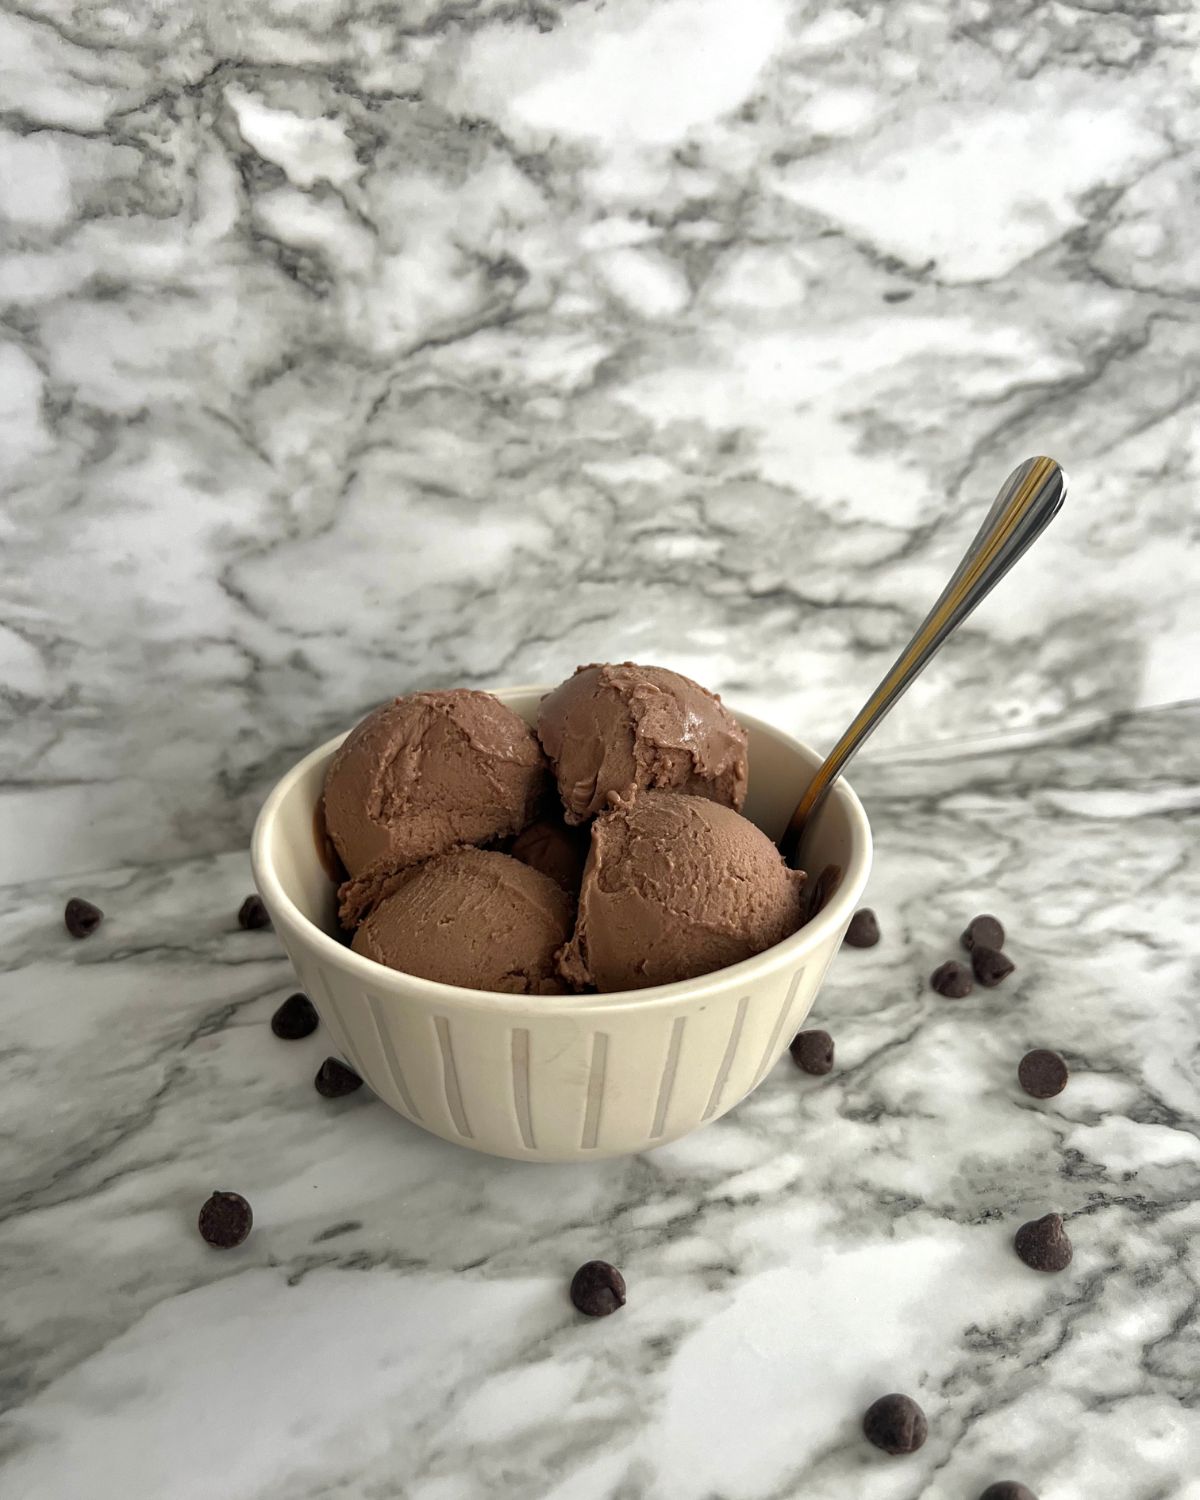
3,1 -> 1199,1497
4,705 -> 1199,1500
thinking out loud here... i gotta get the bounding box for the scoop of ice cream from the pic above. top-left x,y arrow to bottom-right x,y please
509,816 -> 589,897
537,663 -> 748,825
324,690 -> 547,926
558,791 -> 805,992
352,849 -> 572,994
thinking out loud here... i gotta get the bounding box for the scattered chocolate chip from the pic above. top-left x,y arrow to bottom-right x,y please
237,894 -> 271,930
863,1393 -> 927,1455
790,1029 -> 835,1075
1014,1212 -> 1072,1272
931,960 -> 973,998
961,913 -> 1005,952
1018,1049 -> 1068,1099
570,1260 -> 626,1317
803,863 -> 844,923
979,1485 -> 1038,1500
972,945 -> 1014,987
198,1190 -> 253,1249
271,992 -> 319,1040
315,1057 -> 363,1097
64,897 -> 104,939
844,908 -> 880,948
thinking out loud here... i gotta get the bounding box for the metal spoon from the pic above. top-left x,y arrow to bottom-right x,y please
780,455 -> 1068,867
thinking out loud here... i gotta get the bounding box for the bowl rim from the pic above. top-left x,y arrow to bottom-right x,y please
251,686 -> 873,1014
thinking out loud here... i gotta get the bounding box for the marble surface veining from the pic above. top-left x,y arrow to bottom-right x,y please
2,704 -> 1199,1499
2,1 -> 1200,1497
2,0 -> 1200,880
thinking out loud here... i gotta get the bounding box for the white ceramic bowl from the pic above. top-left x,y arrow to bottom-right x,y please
251,686 -> 872,1162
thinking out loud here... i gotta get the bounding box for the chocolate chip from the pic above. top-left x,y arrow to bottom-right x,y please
64,897 -> 103,939
979,1484 -> 1038,1500
790,1029 -> 835,1075
1018,1049 -> 1068,1099
1014,1212 -> 1072,1272
961,913 -> 1004,952
198,1190 -> 253,1249
862,1393 -> 927,1455
972,945 -> 1014,987
570,1260 -> 626,1317
271,992 -> 319,1040
315,1057 -> 363,1097
237,894 -> 271,930
931,960 -> 973,998
843,908 -> 880,947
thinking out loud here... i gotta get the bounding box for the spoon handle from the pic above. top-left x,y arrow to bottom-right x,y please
781,455 -> 1067,863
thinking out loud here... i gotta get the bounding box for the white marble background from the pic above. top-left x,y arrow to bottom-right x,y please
3,0 -> 1199,881
2,1 -> 1199,1497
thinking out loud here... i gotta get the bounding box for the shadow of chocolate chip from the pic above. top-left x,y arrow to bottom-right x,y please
65,897 -> 103,939
198,1190 -> 253,1249
863,1392 -> 927,1455
1014,1212 -> 1072,1272
570,1260 -> 626,1317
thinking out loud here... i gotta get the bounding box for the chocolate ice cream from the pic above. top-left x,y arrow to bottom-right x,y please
351,848 -> 572,994
558,790 -> 805,992
324,690 -> 547,927
537,663 -> 747,825
510,815 -> 589,897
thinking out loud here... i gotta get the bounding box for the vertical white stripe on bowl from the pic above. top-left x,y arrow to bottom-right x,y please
724,962 -> 828,1114
524,1017 -> 595,1155
701,994 -> 751,1120
434,1016 -> 473,1138
362,993 -> 422,1120
302,964 -> 371,1081
579,1032 -> 609,1149
652,995 -> 752,1140
750,966 -> 807,1088
444,1007 -> 545,1155
361,991 -> 461,1138
784,941 -> 841,1040
511,1028 -> 536,1150
649,1017 -> 687,1140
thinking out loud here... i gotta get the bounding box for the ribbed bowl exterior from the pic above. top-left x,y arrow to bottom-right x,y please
253,688 -> 872,1163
